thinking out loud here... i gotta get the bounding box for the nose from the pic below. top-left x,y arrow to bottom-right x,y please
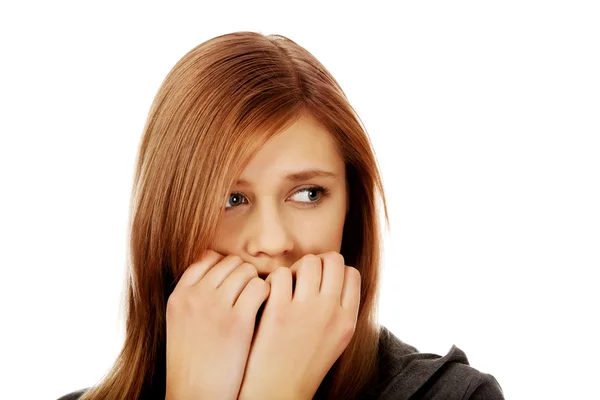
245,199 -> 294,259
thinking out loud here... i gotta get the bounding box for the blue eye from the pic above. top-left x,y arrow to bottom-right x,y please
224,186 -> 329,212
225,193 -> 247,209
289,187 -> 328,205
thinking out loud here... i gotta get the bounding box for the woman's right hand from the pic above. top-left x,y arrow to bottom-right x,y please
164,250 -> 270,400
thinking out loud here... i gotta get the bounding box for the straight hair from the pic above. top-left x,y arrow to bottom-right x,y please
79,31 -> 390,400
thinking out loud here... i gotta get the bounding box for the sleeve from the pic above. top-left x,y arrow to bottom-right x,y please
465,373 -> 505,400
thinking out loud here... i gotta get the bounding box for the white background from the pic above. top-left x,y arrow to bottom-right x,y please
1,1 -> 598,399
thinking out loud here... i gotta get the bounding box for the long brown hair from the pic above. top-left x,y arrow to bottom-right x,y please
79,31 -> 390,400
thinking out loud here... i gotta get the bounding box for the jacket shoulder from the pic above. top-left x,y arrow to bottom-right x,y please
56,388 -> 88,400
373,326 -> 504,399
417,360 -> 504,399
464,371 -> 505,399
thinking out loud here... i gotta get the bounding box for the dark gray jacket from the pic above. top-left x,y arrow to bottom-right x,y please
57,326 -> 504,400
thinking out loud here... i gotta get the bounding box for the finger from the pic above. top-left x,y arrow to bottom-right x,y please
318,252 -> 345,297
234,276 -> 270,317
218,262 -> 259,307
340,266 -> 361,315
265,267 -> 293,304
200,255 -> 245,289
293,254 -> 322,299
178,249 -> 225,288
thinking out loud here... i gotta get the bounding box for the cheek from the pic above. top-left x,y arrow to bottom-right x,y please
211,219 -> 240,250
295,209 -> 346,249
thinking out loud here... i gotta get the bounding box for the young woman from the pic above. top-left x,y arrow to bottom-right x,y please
58,31 -> 504,400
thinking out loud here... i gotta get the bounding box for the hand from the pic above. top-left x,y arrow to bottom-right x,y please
238,252 -> 361,400
165,250 -> 270,400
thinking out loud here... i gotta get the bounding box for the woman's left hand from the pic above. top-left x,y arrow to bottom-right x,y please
237,252 -> 361,400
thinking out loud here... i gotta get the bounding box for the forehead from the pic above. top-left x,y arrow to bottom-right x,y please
238,114 -> 344,183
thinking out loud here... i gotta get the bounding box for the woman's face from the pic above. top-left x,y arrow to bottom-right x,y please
212,113 -> 349,279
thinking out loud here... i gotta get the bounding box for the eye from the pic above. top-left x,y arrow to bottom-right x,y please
224,186 -> 330,212
289,186 -> 329,206
225,192 -> 248,210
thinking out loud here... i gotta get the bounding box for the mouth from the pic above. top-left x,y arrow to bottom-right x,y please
258,270 -> 297,281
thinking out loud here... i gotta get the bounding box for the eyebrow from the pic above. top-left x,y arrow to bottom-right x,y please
235,169 -> 338,186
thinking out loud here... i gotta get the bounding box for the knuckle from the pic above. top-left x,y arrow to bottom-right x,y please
199,249 -> 222,262
323,300 -> 339,317
180,292 -> 202,313
324,251 -> 344,261
322,306 -> 342,330
230,302 -> 247,319
346,266 -> 360,278
279,265 -> 291,274
230,307 -> 247,322
216,313 -> 240,335
205,249 -> 219,258
166,291 -> 181,314
324,252 -> 344,267
340,319 -> 356,344
168,288 -> 214,315
303,253 -> 318,262
166,290 -> 194,317
240,262 -> 258,276
301,253 -> 320,266
226,254 -> 243,265
274,266 -> 291,278
248,275 -> 265,287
